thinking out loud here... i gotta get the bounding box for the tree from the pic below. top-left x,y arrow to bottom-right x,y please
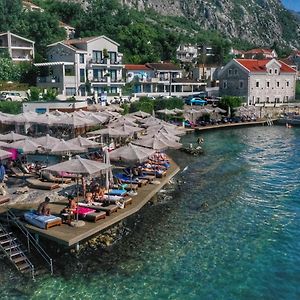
218,96 -> 242,116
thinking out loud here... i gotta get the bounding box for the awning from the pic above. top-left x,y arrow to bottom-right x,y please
34,62 -> 75,67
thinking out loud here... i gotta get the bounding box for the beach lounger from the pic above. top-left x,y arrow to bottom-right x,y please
100,196 -> 133,207
10,167 -> 36,178
0,195 -> 10,205
83,211 -> 106,222
98,204 -> 118,216
115,173 -> 147,187
26,178 -> 60,190
24,211 -> 62,229
76,207 -> 96,218
106,189 -> 127,196
40,172 -> 72,184
78,202 -> 118,216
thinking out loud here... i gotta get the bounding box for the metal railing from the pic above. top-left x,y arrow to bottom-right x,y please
0,222 -> 35,279
6,209 -> 53,275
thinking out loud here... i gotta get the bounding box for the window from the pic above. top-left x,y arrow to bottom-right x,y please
223,80 -> 227,89
92,51 -> 102,63
234,69 -> 238,75
256,97 -> 260,103
256,81 -> 259,88
239,80 -> 244,89
65,66 -> 75,76
66,87 -> 76,96
266,97 -> 270,103
110,70 -> 117,82
266,81 -> 270,88
269,69 -> 272,74
110,87 -> 117,94
286,81 -> 290,87
109,51 -> 117,63
79,53 -> 85,64
276,81 -> 280,88
228,69 -> 233,76
274,69 -> 278,75
80,69 -> 85,83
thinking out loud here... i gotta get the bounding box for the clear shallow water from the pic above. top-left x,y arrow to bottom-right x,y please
2,126 -> 300,299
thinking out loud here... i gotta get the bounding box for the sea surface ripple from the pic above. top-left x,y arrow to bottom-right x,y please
1,126 -> 300,300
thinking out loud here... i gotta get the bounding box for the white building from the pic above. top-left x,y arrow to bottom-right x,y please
219,59 -> 297,106
124,63 -> 206,97
35,36 -> 125,98
0,31 -> 35,62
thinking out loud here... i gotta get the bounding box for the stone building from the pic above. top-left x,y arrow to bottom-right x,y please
219,59 -> 297,105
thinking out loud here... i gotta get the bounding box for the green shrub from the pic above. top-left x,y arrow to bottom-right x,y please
0,101 -> 22,114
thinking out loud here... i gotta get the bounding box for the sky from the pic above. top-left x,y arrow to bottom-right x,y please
282,0 -> 300,11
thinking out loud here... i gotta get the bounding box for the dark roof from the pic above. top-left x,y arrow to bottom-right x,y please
146,63 -> 181,71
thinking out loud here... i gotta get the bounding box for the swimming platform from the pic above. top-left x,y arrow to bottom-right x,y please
9,159 -> 180,249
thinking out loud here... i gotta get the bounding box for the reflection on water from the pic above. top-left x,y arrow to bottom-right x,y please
2,126 -> 300,299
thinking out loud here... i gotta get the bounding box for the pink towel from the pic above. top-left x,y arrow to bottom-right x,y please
76,207 -> 96,217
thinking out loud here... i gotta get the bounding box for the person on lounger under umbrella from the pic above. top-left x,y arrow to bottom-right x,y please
37,196 -> 51,216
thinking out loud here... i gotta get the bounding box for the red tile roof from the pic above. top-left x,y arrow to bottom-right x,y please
235,59 -> 296,73
125,64 -> 151,71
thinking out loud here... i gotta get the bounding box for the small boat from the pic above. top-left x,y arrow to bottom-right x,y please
180,144 -> 204,155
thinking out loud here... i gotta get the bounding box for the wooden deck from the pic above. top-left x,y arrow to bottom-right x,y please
17,160 -> 180,248
194,119 -> 277,132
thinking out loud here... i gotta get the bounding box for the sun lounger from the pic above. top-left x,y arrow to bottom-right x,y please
97,204 -> 118,215
106,189 -> 127,196
40,172 -> 72,184
83,211 -> 106,222
100,196 -> 132,207
78,202 -> 118,216
24,211 -> 62,229
0,195 -> 10,205
10,167 -> 36,178
76,207 -> 96,218
26,178 -> 60,190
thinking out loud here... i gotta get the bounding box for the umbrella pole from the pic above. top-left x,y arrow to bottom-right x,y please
76,174 -> 79,222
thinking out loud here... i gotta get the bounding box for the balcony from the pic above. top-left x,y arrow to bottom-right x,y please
37,76 -> 60,83
92,77 -> 108,83
89,58 -> 123,67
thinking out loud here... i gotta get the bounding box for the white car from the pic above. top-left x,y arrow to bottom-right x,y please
0,91 -> 27,102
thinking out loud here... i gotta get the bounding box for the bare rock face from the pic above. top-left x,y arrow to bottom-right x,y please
119,0 -> 300,47
59,0 -> 300,47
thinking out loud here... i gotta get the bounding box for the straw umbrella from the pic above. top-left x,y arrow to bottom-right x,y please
130,110 -> 151,119
45,156 -> 111,223
0,149 -> 12,160
0,131 -> 27,142
10,139 -> 42,154
109,143 -> 155,163
87,127 -> 131,138
34,134 -> 61,150
68,136 -> 100,149
49,139 -> 86,156
156,108 -> 176,115
133,135 -> 182,150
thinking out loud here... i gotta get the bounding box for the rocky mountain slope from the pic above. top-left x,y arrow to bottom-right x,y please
120,0 -> 300,47
56,0 -> 300,48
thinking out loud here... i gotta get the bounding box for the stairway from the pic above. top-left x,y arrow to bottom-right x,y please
0,223 -> 35,279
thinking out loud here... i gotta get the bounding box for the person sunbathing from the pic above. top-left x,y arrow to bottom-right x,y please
61,196 -> 77,214
37,197 -> 51,216
93,186 -> 105,201
85,192 -> 93,204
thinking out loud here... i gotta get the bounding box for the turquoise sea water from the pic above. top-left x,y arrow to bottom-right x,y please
2,126 -> 300,299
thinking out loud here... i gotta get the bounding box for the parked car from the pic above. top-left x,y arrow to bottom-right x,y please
0,91 -> 27,102
185,97 -> 207,106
